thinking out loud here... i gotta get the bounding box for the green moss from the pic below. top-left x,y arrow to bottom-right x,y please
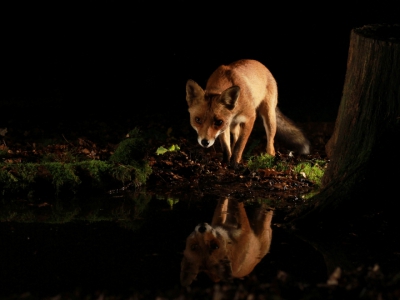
45,162 -> 81,193
110,128 -> 146,165
275,160 -> 290,172
109,128 -> 152,186
0,128 -> 152,198
294,160 -> 326,188
80,160 -> 111,183
0,160 -> 151,197
247,154 -> 326,188
0,163 -> 37,191
247,154 -> 291,172
247,153 -> 275,171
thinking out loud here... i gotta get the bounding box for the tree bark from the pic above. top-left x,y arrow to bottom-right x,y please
292,24 -> 400,226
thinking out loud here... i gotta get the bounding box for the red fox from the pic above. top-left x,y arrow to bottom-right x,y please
180,198 -> 273,286
186,59 -> 310,167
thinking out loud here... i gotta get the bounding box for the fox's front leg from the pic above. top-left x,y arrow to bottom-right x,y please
259,98 -> 277,156
236,202 -> 251,231
211,198 -> 229,226
255,207 -> 273,257
262,113 -> 276,156
253,204 -> 274,236
230,123 -> 240,155
231,117 -> 255,168
219,129 -> 231,163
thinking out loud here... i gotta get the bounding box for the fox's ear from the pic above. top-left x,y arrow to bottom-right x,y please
186,79 -> 205,107
180,256 -> 199,287
220,86 -> 240,110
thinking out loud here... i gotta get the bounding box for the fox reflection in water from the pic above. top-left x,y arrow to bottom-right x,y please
180,198 -> 273,286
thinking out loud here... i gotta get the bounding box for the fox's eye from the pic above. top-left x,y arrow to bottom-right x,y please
214,119 -> 223,126
195,117 -> 202,124
191,244 -> 198,251
210,243 -> 219,250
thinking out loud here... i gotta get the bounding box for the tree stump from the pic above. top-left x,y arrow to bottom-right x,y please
292,24 -> 400,225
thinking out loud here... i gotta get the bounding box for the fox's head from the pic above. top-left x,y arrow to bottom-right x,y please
185,79 -> 240,148
180,222 -> 233,286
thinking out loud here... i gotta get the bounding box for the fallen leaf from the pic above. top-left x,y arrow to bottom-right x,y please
327,267 -> 341,285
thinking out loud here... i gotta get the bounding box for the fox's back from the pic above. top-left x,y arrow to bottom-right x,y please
205,59 -> 275,107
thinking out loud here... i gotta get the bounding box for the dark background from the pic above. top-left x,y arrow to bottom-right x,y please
1,3 -> 399,297
2,2 -> 398,127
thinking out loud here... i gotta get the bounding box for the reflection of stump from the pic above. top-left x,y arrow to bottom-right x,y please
295,24 -> 400,224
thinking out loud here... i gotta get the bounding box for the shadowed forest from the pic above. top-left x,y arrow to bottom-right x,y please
1,3 -> 399,299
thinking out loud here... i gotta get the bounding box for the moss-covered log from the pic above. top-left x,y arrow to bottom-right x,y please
0,128 -> 152,199
292,24 -> 400,225
0,160 -> 151,198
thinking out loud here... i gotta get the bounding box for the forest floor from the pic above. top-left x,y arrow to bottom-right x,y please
1,110 -> 400,299
0,109 -> 334,217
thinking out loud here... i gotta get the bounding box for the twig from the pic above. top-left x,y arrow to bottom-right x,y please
61,134 -> 73,146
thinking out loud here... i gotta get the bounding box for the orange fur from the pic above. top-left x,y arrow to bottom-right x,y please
180,198 -> 273,286
186,59 -> 310,167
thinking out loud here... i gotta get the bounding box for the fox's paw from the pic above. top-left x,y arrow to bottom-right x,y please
229,162 -> 247,172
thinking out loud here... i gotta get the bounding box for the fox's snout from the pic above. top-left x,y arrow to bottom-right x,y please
197,224 -> 207,233
197,137 -> 215,148
195,222 -> 213,233
201,139 -> 209,147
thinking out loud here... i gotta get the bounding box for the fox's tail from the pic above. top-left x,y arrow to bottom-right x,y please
275,108 -> 310,154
